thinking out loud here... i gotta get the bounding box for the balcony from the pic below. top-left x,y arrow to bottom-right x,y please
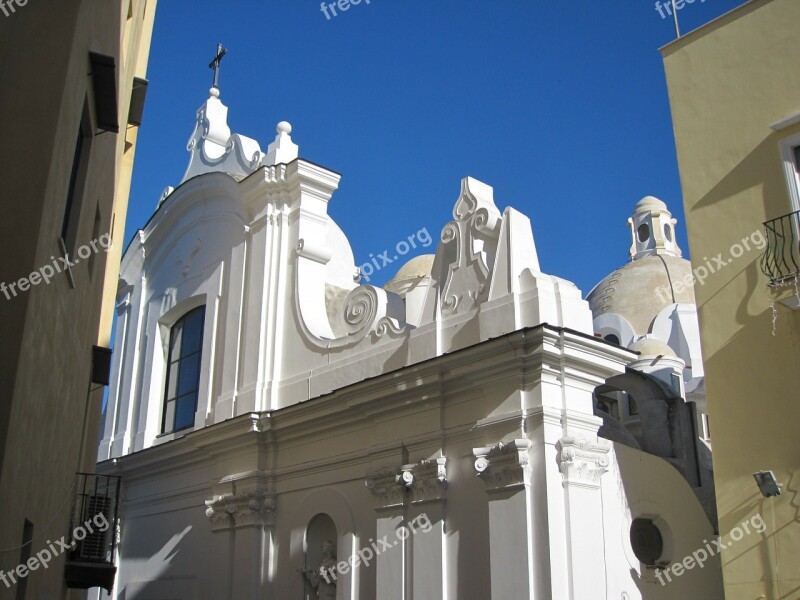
64,473 -> 121,593
761,210 -> 800,286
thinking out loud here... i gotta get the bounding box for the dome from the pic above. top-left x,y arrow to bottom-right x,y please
634,195 -> 667,213
586,255 -> 695,335
385,254 -> 435,291
629,338 -> 676,358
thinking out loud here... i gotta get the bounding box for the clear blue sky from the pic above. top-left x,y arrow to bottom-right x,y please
128,0 -> 747,294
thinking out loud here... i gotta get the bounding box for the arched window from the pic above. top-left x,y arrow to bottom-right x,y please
637,222 -> 650,243
162,306 -> 205,433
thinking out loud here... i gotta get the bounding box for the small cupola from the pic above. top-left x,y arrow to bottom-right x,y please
627,196 -> 682,261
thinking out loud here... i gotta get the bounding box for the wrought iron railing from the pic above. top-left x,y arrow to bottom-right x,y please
761,210 -> 800,285
64,472 -> 121,592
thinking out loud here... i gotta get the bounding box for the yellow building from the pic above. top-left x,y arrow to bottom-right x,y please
0,1 -> 156,597
662,0 -> 800,597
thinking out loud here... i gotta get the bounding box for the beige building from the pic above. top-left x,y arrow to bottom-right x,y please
0,1 -> 156,598
662,0 -> 800,597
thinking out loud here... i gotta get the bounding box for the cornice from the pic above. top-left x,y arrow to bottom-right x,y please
473,439 -> 532,492
102,325 -> 630,478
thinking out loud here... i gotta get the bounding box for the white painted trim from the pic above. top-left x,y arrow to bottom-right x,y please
778,131 -> 800,213
770,111 -> 800,131
155,294 -> 210,436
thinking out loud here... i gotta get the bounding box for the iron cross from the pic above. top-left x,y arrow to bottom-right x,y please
208,43 -> 228,89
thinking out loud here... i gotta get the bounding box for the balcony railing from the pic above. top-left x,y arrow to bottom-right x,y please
761,210 -> 800,286
64,473 -> 121,593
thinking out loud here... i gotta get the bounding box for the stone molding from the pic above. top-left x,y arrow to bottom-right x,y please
473,439 -> 531,491
556,435 -> 611,489
365,457 -> 447,509
204,471 -> 275,531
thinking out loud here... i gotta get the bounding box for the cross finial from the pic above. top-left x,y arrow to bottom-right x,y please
208,43 -> 228,90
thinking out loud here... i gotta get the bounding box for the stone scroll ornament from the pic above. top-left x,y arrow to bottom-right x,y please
556,436 -> 611,488
439,177 -> 502,315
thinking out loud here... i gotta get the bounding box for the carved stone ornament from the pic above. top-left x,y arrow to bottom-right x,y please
407,458 -> 447,505
182,88 -> 266,184
366,458 -> 448,509
364,468 -> 406,510
556,435 -> 611,489
204,491 -> 276,530
473,439 -> 531,491
438,177 -> 502,316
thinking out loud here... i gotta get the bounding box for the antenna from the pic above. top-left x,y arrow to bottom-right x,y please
671,0 -> 680,38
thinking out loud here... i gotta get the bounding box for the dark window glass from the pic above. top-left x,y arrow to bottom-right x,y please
637,223 -> 650,243
670,372 -> 682,395
62,101 -> 93,253
16,520 -> 33,600
630,518 -> 664,565
162,306 -> 205,433
62,128 -> 84,241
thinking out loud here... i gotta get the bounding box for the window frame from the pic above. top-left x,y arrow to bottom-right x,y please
161,305 -> 206,434
62,99 -> 94,255
778,130 -> 800,213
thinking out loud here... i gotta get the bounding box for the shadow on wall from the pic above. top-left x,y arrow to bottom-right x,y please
595,368 -> 718,529
614,444 -> 724,600
123,525 -> 193,600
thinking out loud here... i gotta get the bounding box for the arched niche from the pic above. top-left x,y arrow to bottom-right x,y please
304,513 -> 338,599
288,487 -> 357,599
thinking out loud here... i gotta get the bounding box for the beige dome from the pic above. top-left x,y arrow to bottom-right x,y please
385,254 -> 435,295
586,255 -> 695,336
629,338 -> 676,358
634,195 -> 668,213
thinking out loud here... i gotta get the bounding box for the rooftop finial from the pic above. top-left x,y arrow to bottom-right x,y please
264,121 -> 298,166
208,43 -> 228,91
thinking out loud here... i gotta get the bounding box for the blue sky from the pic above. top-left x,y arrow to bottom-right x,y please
128,0 -> 747,294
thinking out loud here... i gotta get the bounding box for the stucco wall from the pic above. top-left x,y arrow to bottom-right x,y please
0,2 -> 156,598
662,0 -> 800,596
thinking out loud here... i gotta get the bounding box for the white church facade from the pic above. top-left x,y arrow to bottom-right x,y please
95,86 -> 722,599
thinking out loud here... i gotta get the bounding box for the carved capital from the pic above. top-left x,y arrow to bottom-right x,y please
365,468 -> 406,510
473,439 -> 531,491
556,435 -> 611,489
408,458 -> 447,505
366,458 -> 448,508
204,471 -> 275,530
204,491 -> 276,530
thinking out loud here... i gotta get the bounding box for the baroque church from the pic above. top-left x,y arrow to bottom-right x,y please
95,82 -> 722,599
